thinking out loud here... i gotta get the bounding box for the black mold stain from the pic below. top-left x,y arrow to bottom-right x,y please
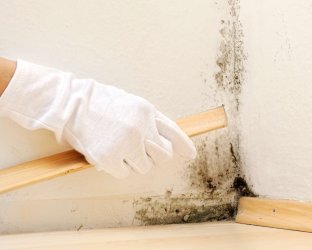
188,135 -> 242,197
133,0 -> 253,226
76,224 -> 83,231
134,195 -> 235,226
215,0 -> 246,110
230,142 -> 238,166
233,176 -> 256,197
133,135 -> 256,225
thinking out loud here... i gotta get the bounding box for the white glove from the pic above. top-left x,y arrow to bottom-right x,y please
0,60 -> 196,178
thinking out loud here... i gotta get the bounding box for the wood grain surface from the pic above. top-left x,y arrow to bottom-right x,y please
236,197 -> 312,233
1,222 -> 312,250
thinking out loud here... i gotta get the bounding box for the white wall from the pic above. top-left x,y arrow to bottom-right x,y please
240,0 -> 312,201
0,0 -> 243,234
3,0 -> 311,235
7,0 -> 311,233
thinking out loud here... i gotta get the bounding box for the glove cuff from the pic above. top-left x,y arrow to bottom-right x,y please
0,60 -> 68,137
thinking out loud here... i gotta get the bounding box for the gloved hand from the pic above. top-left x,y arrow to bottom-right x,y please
0,60 -> 196,178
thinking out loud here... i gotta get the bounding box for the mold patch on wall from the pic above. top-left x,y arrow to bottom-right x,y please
215,0 -> 246,110
133,132 -> 255,225
188,135 -> 240,195
133,0 -> 253,226
134,195 -> 235,225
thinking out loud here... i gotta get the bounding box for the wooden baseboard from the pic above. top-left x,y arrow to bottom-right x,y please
235,197 -> 312,233
1,222 -> 312,250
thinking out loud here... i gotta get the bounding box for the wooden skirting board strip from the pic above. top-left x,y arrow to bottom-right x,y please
1,222 -> 312,250
236,197 -> 312,233
0,106 -> 227,195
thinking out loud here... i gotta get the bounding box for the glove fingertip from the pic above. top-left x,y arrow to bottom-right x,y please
155,115 -> 197,160
145,139 -> 173,165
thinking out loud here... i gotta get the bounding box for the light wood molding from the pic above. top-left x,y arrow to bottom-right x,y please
0,150 -> 90,195
176,105 -> 227,137
236,197 -> 312,233
0,106 -> 227,195
1,222 -> 312,249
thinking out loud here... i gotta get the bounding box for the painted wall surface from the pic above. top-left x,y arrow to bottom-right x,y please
240,0 -> 312,201
0,1 -> 245,234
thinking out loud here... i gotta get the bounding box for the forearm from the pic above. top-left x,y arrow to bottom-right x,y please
0,57 -> 17,96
